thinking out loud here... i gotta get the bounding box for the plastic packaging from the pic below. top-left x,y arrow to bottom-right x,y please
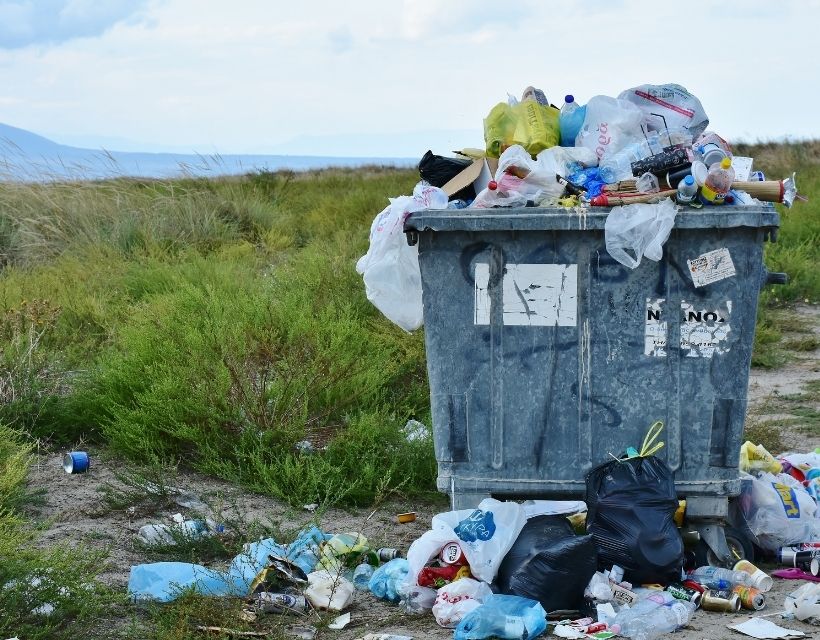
406,498 -> 526,586
559,95 -> 586,147
398,583 -> 438,613
432,578 -> 494,628
471,145 -> 566,209
355,182 -> 448,331
635,172 -> 660,194
305,570 -> 354,611
495,515 -> 597,613
688,566 -> 754,589
618,83 -> 709,138
136,519 -> 210,546
604,198 -> 678,269
585,451 -> 684,584
368,558 -> 409,603
575,95 -> 644,163
484,100 -> 560,158
783,582 -> 820,623
453,594 -> 547,640
353,562 -> 374,590
612,600 -> 696,640
699,157 -> 735,205
676,175 -> 698,204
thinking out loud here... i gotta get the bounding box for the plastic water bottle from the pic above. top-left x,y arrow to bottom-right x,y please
353,562 -> 374,590
611,601 -> 696,640
676,175 -> 698,204
698,157 -> 735,205
598,140 -> 649,183
688,566 -> 753,589
559,95 -> 586,147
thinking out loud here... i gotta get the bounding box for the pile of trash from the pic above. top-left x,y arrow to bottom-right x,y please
125,433 -> 820,640
356,82 -> 805,332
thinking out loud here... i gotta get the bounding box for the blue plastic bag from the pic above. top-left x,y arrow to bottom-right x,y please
454,594 -> 547,640
287,526 -> 330,576
368,558 -> 409,603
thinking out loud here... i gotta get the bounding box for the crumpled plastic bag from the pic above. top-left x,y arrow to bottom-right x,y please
739,441 -> 783,475
356,182 -> 447,331
740,471 -> 820,550
618,83 -> 709,138
369,558 -> 409,603
305,570 -> 355,611
432,578 -> 494,628
484,100 -> 560,158
604,198 -> 678,269
784,582 -> 820,624
471,145 -> 565,209
405,498 -> 526,585
575,95 -> 644,162
454,594 -> 547,640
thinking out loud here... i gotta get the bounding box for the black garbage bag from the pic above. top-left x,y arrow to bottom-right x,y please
495,515 -> 598,613
585,455 -> 684,584
418,150 -> 473,200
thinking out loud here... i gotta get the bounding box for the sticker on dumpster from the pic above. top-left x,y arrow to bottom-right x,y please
473,263 -> 578,326
680,300 -> 732,358
687,248 -> 736,288
645,298 -> 668,357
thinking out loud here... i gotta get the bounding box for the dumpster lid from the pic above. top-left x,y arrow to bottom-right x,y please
404,205 -> 780,233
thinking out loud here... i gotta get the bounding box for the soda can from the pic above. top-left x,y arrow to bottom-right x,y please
377,548 -> 403,562
63,451 -> 90,474
440,542 -> 466,565
701,589 -> 741,613
666,583 -> 702,606
253,592 -> 307,614
733,585 -> 766,611
778,546 -> 820,567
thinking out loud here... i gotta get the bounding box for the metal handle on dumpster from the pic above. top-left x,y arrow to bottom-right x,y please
762,270 -> 789,287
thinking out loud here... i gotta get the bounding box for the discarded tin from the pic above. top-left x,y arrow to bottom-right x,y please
733,559 -> 773,592
682,579 -> 707,593
439,541 -> 466,565
253,592 -> 307,615
732,585 -> 766,611
666,583 -> 702,606
701,589 -> 741,612
63,451 -> 90,474
377,548 -> 403,562
397,512 -> 417,524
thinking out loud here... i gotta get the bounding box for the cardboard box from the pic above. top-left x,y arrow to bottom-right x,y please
441,157 -> 498,198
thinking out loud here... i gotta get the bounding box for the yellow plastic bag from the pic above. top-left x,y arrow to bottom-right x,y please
739,441 -> 782,474
484,101 -> 560,158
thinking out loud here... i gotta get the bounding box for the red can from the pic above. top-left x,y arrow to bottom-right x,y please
440,542 -> 466,565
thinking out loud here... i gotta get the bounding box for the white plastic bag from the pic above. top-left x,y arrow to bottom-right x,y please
784,582 -> 820,624
405,498 -> 526,585
355,182 -> 447,331
741,472 -> 820,550
618,83 -> 709,138
604,198 -> 678,269
472,145 -> 565,209
535,146 -> 598,178
432,578 -> 494,628
575,95 -> 644,163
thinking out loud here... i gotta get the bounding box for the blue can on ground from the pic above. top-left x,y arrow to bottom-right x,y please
63,451 -> 90,473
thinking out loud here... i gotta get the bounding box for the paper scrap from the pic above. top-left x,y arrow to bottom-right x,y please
729,618 -> 806,639
688,247 -> 736,288
328,613 -> 351,630
552,624 -> 586,639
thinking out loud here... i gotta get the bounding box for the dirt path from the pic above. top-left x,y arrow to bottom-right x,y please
24,304 -> 820,639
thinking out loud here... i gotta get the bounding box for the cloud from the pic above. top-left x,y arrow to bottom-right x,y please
0,0 -> 154,49
327,25 -> 353,53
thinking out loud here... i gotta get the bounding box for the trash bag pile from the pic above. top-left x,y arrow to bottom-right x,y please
356,82 -> 806,332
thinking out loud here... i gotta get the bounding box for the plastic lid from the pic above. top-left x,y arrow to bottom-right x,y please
691,161 -> 708,186
684,175 -> 695,185
720,157 -> 732,169
564,94 -> 574,103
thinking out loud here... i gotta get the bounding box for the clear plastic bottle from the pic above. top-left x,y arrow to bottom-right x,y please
611,601 -> 696,640
688,565 -> 753,589
352,562 -> 374,590
698,157 -> 735,205
676,175 -> 698,204
559,95 -> 586,147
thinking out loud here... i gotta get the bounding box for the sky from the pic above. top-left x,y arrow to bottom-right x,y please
0,0 -> 818,157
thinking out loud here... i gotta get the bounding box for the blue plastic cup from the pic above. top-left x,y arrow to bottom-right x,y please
63,451 -> 90,474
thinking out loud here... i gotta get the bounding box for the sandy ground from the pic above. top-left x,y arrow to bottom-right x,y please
23,304 -> 820,639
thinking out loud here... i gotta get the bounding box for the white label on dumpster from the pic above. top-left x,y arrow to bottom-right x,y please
680,300 -> 732,357
473,263 -> 577,326
687,248 -> 736,288
474,262 -> 491,324
645,298 -> 667,357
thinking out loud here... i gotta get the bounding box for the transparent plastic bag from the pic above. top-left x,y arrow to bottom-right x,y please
453,594 -> 547,640
604,199 -> 678,269
368,558 -> 410,603
471,145 -> 564,209
433,578 -> 494,628
741,472 -> 820,550
618,83 -> 709,138
575,95 -> 644,163
356,182 -> 447,331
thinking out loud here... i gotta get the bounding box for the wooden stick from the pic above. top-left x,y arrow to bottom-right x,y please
731,181 -> 783,202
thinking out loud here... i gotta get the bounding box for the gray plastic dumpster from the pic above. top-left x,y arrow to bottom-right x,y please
405,205 -> 783,564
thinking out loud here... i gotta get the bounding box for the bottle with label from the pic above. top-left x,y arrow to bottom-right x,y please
676,175 -> 698,204
688,565 -> 753,589
559,95 -> 586,147
698,157 -> 735,205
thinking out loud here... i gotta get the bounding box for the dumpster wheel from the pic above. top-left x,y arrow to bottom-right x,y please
694,526 -> 755,567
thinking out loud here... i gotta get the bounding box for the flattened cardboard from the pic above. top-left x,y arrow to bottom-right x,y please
442,157 -> 498,197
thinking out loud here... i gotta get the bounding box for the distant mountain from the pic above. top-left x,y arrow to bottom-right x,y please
0,123 -> 417,181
